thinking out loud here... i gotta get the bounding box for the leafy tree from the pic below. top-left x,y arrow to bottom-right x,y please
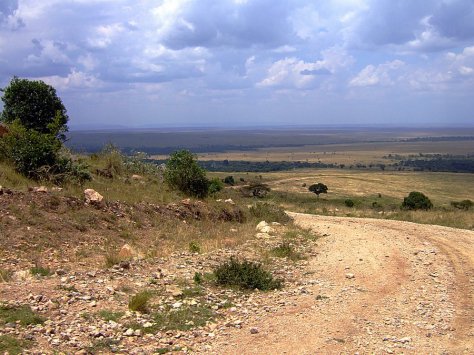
164,150 -> 209,198
401,191 -> 433,210
0,77 -> 68,140
308,183 -> 328,197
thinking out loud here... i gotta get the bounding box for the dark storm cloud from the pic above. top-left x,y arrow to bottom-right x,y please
430,0 -> 474,40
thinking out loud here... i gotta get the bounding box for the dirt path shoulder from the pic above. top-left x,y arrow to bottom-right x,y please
208,214 -> 474,354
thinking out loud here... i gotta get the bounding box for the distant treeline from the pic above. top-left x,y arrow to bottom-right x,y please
395,157 -> 474,173
149,159 -> 337,172
148,157 -> 474,173
401,136 -> 474,142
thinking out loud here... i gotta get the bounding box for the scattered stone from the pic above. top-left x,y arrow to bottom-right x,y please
250,327 -> 259,334
345,273 -> 355,279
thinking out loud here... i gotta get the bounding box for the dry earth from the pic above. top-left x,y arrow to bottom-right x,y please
207,213 -> 474,354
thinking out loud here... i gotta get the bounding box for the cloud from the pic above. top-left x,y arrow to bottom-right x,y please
349,60 -> 404,87
258,47 -> 353,89
156,0 -> 295,49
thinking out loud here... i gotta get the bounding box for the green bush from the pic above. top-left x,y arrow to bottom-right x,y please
0,122 -> 61,177
451,199 -> 473,210
401,191 -> 433,210
214,258 -> 282,291
344,199 -> 354,207
164,150 -> 209,198
249,202 -> 291,224
208,177 -> 224,194
308,183 -> 328,197
223,176 -> 235,185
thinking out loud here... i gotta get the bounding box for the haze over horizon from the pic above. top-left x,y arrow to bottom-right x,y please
1,0 -> 474,129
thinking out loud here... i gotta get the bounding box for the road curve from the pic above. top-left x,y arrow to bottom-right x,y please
207,214 -> 474,354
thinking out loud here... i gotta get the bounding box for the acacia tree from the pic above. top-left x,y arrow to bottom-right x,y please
309,183 -> 328,198
0,77 -> 68,140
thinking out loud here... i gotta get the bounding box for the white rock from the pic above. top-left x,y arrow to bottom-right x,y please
224,198 -> 235,205
84,189 -> 103,204
256,221 -> 268,231
345,273 -> 355,279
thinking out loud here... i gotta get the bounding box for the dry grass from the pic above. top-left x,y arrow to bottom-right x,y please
264,169 -> 474,206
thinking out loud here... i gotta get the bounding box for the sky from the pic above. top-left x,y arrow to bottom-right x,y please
1,0 -> 474,129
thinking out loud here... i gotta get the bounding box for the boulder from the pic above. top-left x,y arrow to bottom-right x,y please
12,270 -> 33,281
118,244 -> 134,259
33,186 -> 48,193
256,221 -> 274,234
84,189 -> 103,204
131,174 -> 143,180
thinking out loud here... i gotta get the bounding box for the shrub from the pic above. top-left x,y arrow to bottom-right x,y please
308,183 -> 328,197
249,202 -> 291,224
164,150 -> 209,198
0,122 -> 91,184
128,290 -> 152,313
402,191 -> 433,210
214,258 -> 282,291
188,241 -> 201,253
344,199 -> 354,207
451,199 -> 473,210
208,177 -> 224,195
223,175 -> 235,185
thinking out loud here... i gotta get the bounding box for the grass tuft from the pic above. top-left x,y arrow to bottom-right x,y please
29,265 -> 51,277
128,290 -> 153,313
270,242 -> 304,261
249,202 -> 291,224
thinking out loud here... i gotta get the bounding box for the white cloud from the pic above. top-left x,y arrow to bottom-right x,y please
258,47 -> 353,89
349,60 -> 404,87
39,69 -> 102,90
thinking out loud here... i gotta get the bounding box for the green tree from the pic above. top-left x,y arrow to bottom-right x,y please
401,191 -> 433,210
309,183 -> 328,198
164,150 -> 209,198
1,77 -> 68,140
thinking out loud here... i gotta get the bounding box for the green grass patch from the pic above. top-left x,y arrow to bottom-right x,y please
214,258 -> 282,291
270,242 -> 304,261
249,202 -> 291,224
152,304 -> 216,331
0,304 -> 45,326
29,266 -> 51,277
0,335 -> 32,355
97,309 -> 125,322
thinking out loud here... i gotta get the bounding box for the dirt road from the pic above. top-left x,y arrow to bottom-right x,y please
208,214 -> 474,354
